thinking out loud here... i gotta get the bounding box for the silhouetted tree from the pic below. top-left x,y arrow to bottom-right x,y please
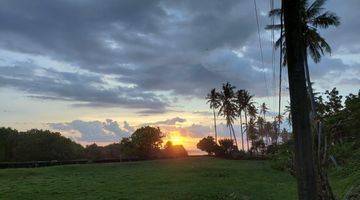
235,89 -> 246,150
206,88 -> 221,143
242,90 -> 254,151
218,82 -> 238,147
196,136 -> 218,155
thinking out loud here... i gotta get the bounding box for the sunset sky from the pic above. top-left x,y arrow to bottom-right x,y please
0,0 -> 359,154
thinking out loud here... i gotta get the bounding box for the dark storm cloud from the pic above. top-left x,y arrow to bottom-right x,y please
0,0 -> 359,111
0,65 -> 168,112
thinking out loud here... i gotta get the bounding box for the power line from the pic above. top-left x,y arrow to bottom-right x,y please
253,0 -> 270,98
278,0 -> 284,129
270,0 -> 277,114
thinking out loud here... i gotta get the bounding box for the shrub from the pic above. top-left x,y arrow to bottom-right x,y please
196,136 -> 217,155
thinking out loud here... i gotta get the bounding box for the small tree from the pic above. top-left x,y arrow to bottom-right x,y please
197,136 -> 217,155
119,126 -> 164,159
218,139 -> 237,157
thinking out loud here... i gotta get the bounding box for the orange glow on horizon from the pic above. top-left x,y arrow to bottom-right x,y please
166,131 -> 185,145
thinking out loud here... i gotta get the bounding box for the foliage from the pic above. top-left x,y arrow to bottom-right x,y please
0,128 -> 84,162
131,126 -> 163,159
268,141 -> 295,175
217,139 -> 237,157
196,136 -> 217,155
267,0 -> 340,64
83,143 -> 122,161
1,126 -> 187,162
162,141 -> 188,158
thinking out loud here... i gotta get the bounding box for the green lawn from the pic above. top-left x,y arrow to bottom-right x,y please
0,157 -> 298,200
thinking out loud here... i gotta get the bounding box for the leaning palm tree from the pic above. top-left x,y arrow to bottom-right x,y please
218,82 -> 238,147
235,89 -> 246,150
206,88 -> 221,143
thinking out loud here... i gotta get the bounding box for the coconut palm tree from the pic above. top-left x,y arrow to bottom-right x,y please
247,118 -> 258,154
264,121 -> 273,145
259,103 -> 269,144
206,88 -> 221,143
267,0 -> 340,65
256,116 -> 266,143
260,102 -> 269,120
284,103 -> 292,125
235,89 -> 246,150
218,82 -> 238,147
241,90 -> 254,151
247,104 -> 258,149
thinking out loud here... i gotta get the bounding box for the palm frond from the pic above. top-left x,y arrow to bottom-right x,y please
265,24 -> 283,30
307,0 -> 327,18
308,41 -> 321,63
269,8 -> 282,18
307,28 -> 332,60
310,11 -> 340,28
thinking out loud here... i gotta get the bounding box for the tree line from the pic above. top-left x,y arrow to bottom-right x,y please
0,126 -> 187,163
201,82 -> 289,158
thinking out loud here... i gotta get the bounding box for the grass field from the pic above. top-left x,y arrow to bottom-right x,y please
1,157 -> 356,200
0,157 -> 298,200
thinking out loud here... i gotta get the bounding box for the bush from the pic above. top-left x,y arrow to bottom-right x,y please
197,136 -> 217,155
268,142 -> 294,175
162,141 -> 188,158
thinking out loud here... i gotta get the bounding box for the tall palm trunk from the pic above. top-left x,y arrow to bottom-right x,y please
283,0 -> 318,199
263,112 -> 268,145
244,111 -> 249,151
228,126 -> 232,140
212,108 -> 218,143
240,111 -> 244,151
230,124 -> 238,148
304,48 -> 336,200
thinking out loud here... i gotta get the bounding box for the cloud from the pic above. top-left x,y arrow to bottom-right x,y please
145,117 -> 186,126
0,0 -> 359,113
48,119 -> 131,143
0,0 -> 272,102
0,64 -> 169,113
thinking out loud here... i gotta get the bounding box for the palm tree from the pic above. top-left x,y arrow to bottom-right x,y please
247,104 -> 258,150
235,89 -> 246,150
241,90 -> 254,151
206,88 -> 221,143
247,118 -> 258,154
256,116 -> 266,143
284,103 -> 292,125
267,1 -> 340,130
264,121 -> 273,145
218,82 -> 238,147
267,0 -> 340,65
259,103 -> 269,144
260,103 -> 268,120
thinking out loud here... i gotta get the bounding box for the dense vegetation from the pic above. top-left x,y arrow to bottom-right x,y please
0,128 -> 84,162
0,126 -> 187,163
202,82 -> 290,158
201,86 -> 360,198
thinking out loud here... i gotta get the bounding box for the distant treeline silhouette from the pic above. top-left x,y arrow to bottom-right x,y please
0,126 -> 187,166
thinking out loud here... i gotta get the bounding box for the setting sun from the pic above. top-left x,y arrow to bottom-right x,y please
167,131 -> 185,145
